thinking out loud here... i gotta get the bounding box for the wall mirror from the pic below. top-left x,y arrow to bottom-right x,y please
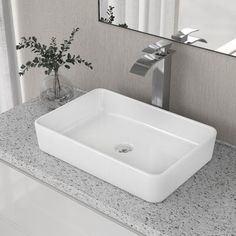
98,0 -> 236,57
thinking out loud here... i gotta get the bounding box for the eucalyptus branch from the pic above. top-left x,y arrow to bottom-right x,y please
100,6 -> 115,24
16,27 -> 93,77
100,6 -> 128,28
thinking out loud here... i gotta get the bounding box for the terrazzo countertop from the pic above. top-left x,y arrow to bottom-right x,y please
0,95 -> 235,236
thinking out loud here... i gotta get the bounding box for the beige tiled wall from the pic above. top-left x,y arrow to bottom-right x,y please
12,0 -> 236,145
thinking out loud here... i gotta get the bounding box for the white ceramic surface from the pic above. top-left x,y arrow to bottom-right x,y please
35,89 -> 217,202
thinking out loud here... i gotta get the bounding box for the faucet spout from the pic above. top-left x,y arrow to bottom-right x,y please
186,36 -> 207,45
130,40 -> 175,110
172,28 -> 207,45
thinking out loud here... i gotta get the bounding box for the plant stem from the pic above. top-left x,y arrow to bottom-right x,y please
54,69 -> 61,99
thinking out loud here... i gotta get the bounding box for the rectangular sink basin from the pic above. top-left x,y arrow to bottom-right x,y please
35,89 -> 216,202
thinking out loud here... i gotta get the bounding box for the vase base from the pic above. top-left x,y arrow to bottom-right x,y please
40,85 -> 74,110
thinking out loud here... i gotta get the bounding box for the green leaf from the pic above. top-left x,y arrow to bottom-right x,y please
16,27 -> 93,76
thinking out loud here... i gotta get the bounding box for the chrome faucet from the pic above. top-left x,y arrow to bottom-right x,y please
130,39 -> 175,110
172,28 -> 207,45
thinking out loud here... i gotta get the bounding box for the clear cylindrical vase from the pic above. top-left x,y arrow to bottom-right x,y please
40,70 -> 74,110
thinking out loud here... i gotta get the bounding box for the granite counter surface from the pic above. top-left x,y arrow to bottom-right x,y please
0,98 -> 235,236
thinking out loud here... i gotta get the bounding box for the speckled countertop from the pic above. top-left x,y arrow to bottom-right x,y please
0,95 -> 235,236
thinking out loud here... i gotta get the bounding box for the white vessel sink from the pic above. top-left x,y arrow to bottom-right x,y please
35,89 -> 216,202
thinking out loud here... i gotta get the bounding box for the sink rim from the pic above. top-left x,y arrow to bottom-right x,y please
35,88 -> 217,177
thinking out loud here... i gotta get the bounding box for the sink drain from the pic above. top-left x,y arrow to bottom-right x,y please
115,144 -> 133,154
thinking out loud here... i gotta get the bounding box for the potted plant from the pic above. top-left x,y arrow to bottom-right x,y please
16,27 -> 93,108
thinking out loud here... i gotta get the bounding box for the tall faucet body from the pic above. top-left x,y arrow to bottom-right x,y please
151,54 -> 172,109
130,39 -> 175,110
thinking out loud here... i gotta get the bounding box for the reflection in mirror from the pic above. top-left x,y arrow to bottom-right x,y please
98,0 -> 236,57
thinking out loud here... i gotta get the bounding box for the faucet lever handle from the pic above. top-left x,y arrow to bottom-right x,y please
171,28 -> 199,42
142,39 -> 172,54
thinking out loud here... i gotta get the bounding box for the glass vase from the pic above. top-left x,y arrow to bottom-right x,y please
40,70 -> 74,110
